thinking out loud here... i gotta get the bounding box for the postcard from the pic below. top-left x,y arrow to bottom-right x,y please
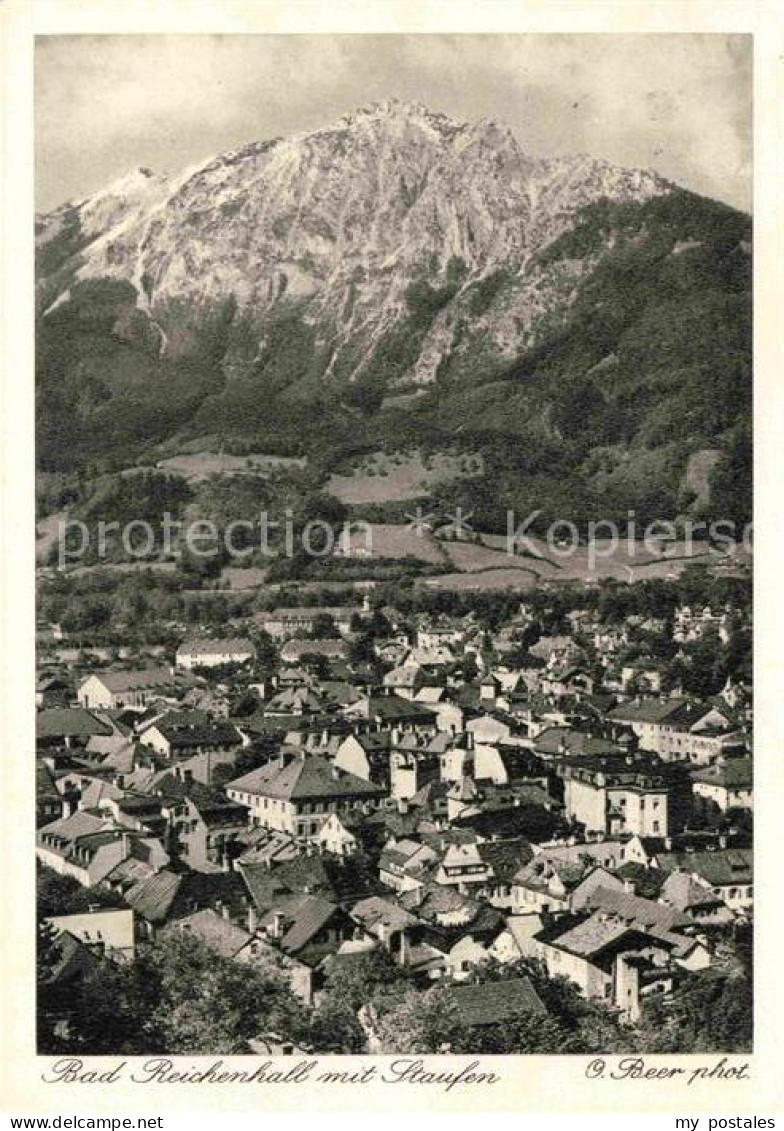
1,0 -> 782,1118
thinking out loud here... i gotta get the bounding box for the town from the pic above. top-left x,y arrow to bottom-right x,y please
35,564 -> 753,1055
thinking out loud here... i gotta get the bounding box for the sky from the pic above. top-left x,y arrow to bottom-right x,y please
35,34 -> 752,213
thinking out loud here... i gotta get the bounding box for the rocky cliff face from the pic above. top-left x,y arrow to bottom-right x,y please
37,99 -> 669,386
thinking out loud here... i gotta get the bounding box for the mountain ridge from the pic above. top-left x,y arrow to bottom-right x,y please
35,100 -> 751,531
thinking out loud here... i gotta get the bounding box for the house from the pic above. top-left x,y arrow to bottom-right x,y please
532,837 -> 647,870
439,977 -> 546,1029
172,907 -> 256,958
379,839 -> 439,893
466,713 -> 523,746
435,842 -> 493,892
78,668 -> 176,710
512,854 -> 587,915
96,793 -> 167,838
36,707 -> 113,748
36,811 -> 134,886
314,812 -> 360,857
139,718 -> 242,760
36,672 -> 75,709
581,885 -> 697,939
487,913 -> 548,964
239,851 -> 381,916
383,663 -> 425,699
655,846 -> 753,915
168,793 -> 250,872
175,638 -> 255,670
226,752 -> 387,838
258,893 -> 357,967
607,698 -> 745,765
389,736 -> 440,801
532,912 -> 685,1021
280,638 -> 349,665
659,871 -> 734,925
333,730 -> 393,785
350,896 -> 420,956
37,760 -> 62,827
440,734 -> 476,783
540,666 -> 595,699
120,869 -> 249,936
264,686 -> 328,717
472,744 -> 545,787
621,663 -> 663,695
534,726 -> 621,761
561,755 -> 685,837
475,839 -> 535,909
414,689 -> 465,735
38,928 -> 105,1041
344,694 -> 438,732
416,623 -> 465,650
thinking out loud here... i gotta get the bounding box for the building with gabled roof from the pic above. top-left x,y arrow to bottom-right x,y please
258,893 -> 356,966
176,638 -> 255,670
607,697 -> 745,765
37,707 -> 114,746
78,668 -> 177,711
531,910 -> 700,1019
226,752 -> 387,838
139,718 -> 242,760
655,846 -> 753,914
172,907 -> 254,960
36,811 -> 133,886
47,908 -> 136,962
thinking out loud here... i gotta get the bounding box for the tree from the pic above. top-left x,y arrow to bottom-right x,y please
637,965 -> 752,1053
229,687 -> 260,718
39,929 -> 312,1056
465,958 -> 633,1053
300,652 -> 330,681
37,866 -> 124,917
37,921 -> 64,1052
307,996 -> 367,1052
135,932 -> 310,1054
321,948 -> 408,1013
449,1012 -> 574,1054
253,629 -> 279,674
348,632 -> 377,666
372,985 -> 464,1053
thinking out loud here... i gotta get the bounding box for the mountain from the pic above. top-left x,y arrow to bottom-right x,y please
35,99 -> 751,528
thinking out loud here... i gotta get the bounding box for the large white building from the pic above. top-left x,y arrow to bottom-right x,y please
175,638 -> 255,670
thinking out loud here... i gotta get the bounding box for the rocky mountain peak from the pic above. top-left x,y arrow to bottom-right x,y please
38,100 -> 671,384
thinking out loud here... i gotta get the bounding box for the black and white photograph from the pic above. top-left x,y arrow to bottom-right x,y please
29,28 -> 756,1065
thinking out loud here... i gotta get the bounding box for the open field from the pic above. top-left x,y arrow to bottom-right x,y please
423,568 -> 539,591
439,540 -> 541,574
337,522 -> 447,564
157,451 -> 306,482
338,524 -> 751,587
64,561 -> 178,578
326,449 -> 484,505
220,566 -> 270,590
480,533 -> 746,582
